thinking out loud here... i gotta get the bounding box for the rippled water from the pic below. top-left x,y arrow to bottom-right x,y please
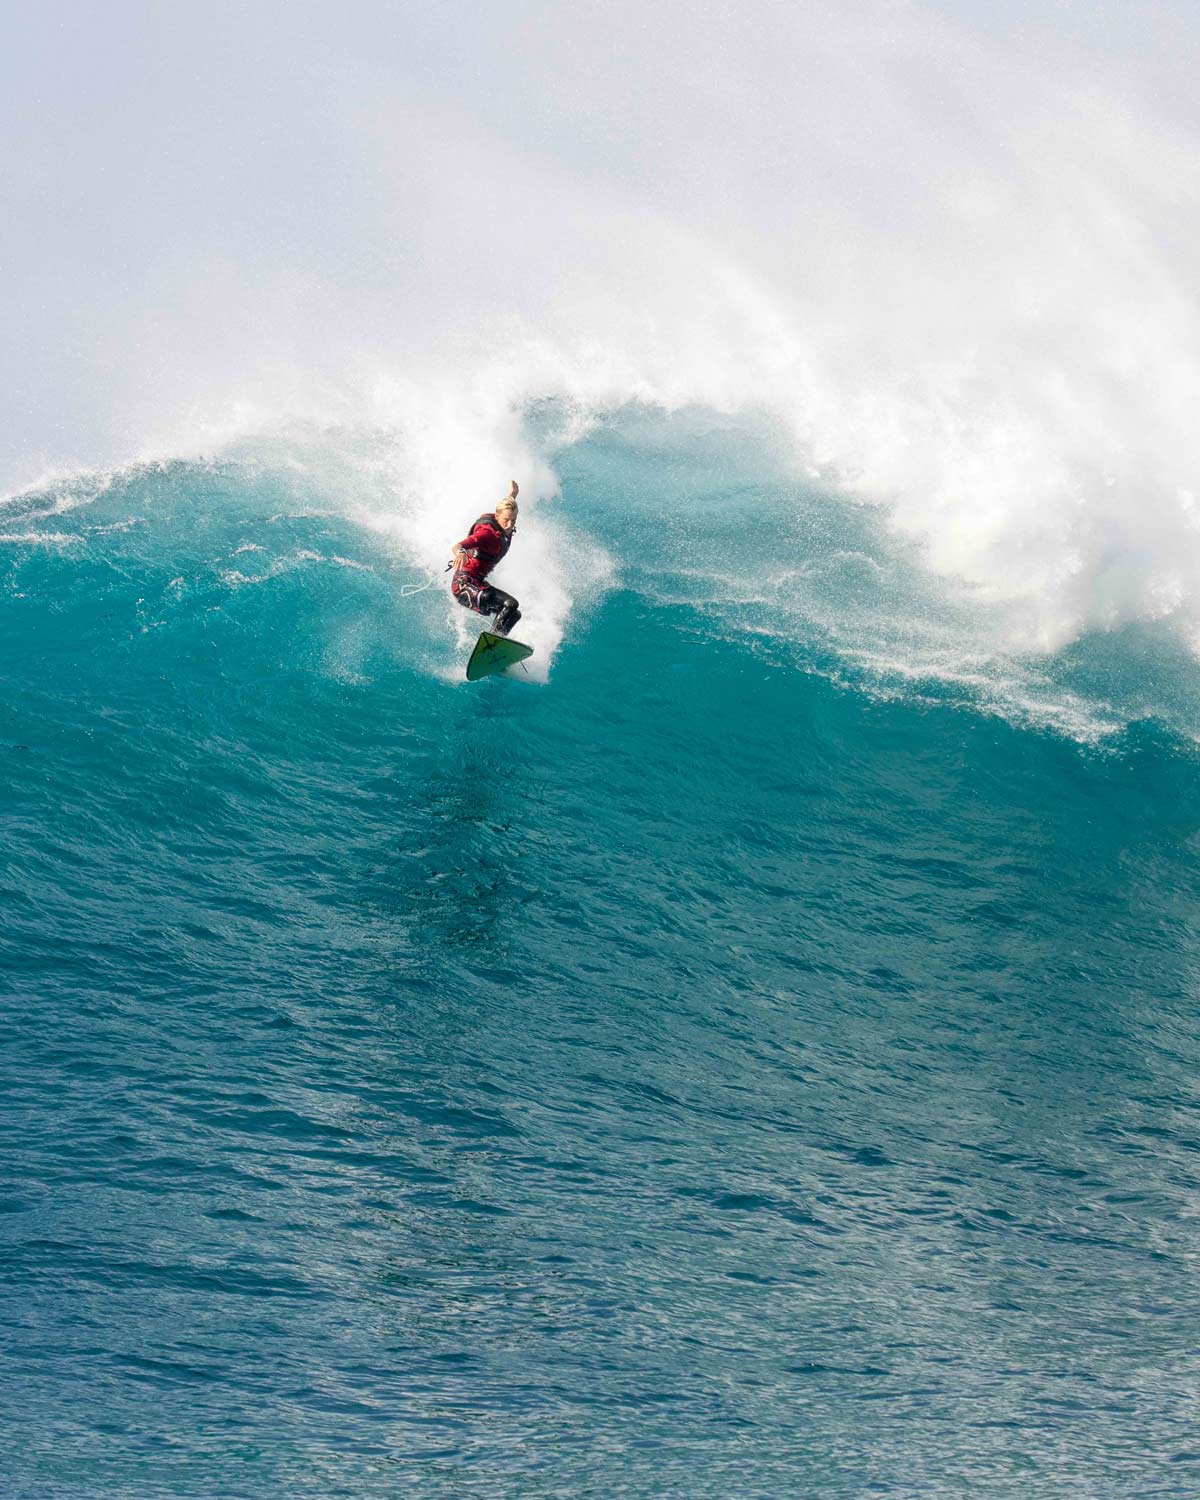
3,419 -> 1200,1497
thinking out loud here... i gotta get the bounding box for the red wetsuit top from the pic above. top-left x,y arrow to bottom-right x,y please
454,513 -> 512,582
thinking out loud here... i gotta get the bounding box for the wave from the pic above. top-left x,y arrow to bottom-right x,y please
7,413 -> 1200,1500
6,406 -> 1200,750
5,4 -> 1200,681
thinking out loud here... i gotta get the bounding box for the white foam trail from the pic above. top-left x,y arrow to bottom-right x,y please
0,532 -> 78,546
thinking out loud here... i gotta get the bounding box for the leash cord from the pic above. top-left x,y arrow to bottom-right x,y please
400,564 -> 453,598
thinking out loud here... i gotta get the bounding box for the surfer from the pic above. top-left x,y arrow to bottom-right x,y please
449,481 -> 522,635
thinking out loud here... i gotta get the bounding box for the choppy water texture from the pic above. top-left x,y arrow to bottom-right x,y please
4,414 -> 1200,1499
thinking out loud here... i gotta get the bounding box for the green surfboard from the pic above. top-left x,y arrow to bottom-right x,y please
465,631 -> 534,682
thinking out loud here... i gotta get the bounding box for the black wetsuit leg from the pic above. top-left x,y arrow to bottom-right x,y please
491,592 -> 521,635
452,574 -> 521,635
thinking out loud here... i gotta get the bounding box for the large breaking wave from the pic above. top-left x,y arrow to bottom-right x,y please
4,0 -> 1200,723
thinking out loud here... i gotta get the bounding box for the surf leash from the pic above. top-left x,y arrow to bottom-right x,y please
400,564 -> 453,598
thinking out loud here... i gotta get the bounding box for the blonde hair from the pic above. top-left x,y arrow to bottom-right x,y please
496,498 -> 518,514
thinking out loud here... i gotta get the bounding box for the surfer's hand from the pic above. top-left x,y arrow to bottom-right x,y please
508,480 -> 519,499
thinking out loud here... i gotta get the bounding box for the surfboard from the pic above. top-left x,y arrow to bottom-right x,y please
465,631 -> 534,682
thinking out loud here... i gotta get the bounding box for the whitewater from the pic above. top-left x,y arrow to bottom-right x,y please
4,2 -> 1200,1497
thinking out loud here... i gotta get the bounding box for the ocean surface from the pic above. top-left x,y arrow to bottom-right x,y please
3,408 -> 1200,1498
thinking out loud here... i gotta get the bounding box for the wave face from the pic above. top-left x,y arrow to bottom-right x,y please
4,415 -> 1200,1498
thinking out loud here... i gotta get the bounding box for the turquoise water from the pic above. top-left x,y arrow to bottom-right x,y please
4,413 -> 1200,1498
